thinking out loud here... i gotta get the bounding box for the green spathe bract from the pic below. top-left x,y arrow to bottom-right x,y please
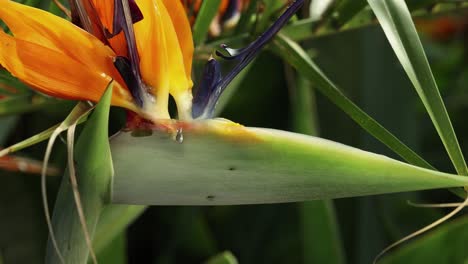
110,120 -> 468,206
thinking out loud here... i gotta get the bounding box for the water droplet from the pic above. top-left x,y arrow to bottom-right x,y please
175,128 -> 184,144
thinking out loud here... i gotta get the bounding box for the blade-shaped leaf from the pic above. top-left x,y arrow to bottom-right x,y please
41,102 -> 95,263
235,0 -> 259,34
367,0 -> 467,176
380,216 -> 468,264
204,251 -> 238,264
193,0 -> 222,46
0,95 -> 62,117
271,33 -> 432,170
0,70 -> 30,94
96,233 -> 126,264
93,205 -> 146,253
301,200 -> 345,264
45,86 -> 113,264
332,0 -> 367,27
0,108 -> 91,158
110,120 -> 468,205
287,70 -> 344,264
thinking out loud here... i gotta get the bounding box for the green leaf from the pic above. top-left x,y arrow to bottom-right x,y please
93,205 -> 146,253
40,102 -> 95,263
45,86 -> 114,264
37,0 -> 51,9
0,70 -> 30,94
288,72 -> 319,136
110,119 -> 468,205
193,0 -> 222,46
0,95 -> 63,117
301,200 -> 345,264
96,233 -> 126,264
380,216 -> 468,264
271,33 -> 432,170
332,0 -> 368,27
0,108 -> 91,158
235,0 -> 259,34
287,70 -> 344,264
279,4 -> 467,43
204,251 -> 238,264
256,0 -> 289,33
367,0 -> 467,176
0,116 -> 18,144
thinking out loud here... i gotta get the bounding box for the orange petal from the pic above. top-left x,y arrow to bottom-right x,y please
134,0 -> 193,118
133,0 -> 170,117
0,0 -> 115,74
161,0 -> 194,81
89,0 -> 129,56
89,0 -> 115,30
70,0 -> 108,41
219,0 -> 229,14
0,31 -> 135,110
0,1 -> 137,110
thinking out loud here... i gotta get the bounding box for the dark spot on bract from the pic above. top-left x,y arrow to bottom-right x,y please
206,195 -> 215,201
228,166 -> 236,171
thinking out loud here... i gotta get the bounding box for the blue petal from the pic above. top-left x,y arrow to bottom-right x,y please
194,0 -> 304,118
192,58 -> 222,118
108,0 -> 146,107
69,0 -> 146,107
107,0 -> 143,37
113,56 -> 144,107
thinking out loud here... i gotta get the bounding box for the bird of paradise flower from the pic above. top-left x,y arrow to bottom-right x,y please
1,1 -> 468,264
0,0 -> 302,123
0,0 -> 308,262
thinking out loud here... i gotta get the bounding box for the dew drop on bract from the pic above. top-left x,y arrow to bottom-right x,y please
175,128 -> 184,144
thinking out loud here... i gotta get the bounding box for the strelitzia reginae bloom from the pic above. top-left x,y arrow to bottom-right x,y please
0,0 -> 304,123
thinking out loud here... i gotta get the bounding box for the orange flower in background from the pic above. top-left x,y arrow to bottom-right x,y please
0,0 -> 194,121
416,16 -> 467,41
182,0 -> 233,16
182,0 -> 250,36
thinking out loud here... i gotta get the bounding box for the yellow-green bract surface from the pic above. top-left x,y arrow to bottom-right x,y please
110,120 -> 468,205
